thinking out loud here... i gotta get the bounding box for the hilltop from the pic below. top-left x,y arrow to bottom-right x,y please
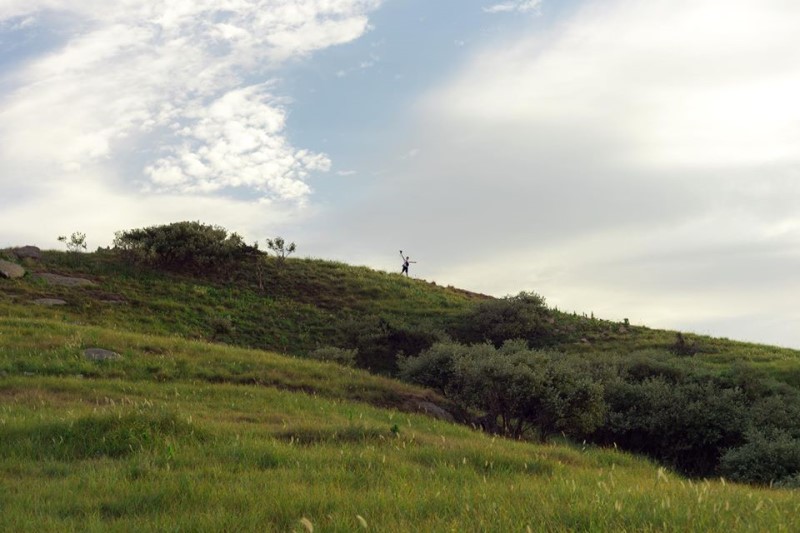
2,233 -> 800,530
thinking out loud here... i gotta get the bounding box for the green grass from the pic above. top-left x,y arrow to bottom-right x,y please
0,317 -> 447,411
3,373 -> 800,532
0,250 -> 480,356
3,249 -> 800,530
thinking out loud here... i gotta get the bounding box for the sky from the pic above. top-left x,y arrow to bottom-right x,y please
1,0 -> 798,349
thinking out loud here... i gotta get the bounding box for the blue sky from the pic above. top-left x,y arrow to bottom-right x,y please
1,0 -> 798,349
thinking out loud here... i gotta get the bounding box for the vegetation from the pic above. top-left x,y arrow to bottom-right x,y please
2,220 -> 800,530
265,235 -> 296,261
1,317 -> 800,532
399,341 -> 606,441
57,232 -> 87,253
112,221 -> 256,271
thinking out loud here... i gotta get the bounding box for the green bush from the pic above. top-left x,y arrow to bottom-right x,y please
596,377 -> 748,476
451,291 -> 559,348
400,340 -> 606,441
307,346 -> 358,367
340,316 -> 448,374
397,341 -> 464,394
748,393 -> 800,439
113,221 -> 256,271
720,430 -> 800,485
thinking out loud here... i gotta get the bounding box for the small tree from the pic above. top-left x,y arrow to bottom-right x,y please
266,236 -> 296,261
58,232 -> 87,253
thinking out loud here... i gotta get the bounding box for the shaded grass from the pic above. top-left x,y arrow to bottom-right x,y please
0,316 -> 451,415
1,409 -> 200,460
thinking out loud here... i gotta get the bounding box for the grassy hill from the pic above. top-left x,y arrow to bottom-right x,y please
2,246 -> 800,530
0,249 -> 481,363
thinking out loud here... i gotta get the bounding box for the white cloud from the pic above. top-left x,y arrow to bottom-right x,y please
483,0 -> 542,14
0,0 -> 381,209
445,0 -> 800,170
145,84 -> 330,200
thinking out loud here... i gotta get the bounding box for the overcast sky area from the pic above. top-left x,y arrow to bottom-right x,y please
1,0 -> 798,349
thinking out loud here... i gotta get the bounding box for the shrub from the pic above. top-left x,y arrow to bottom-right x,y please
209,315 -> 234,340
113,221 -> 256,271
451,291 -> 558,348
266,236 -> 296,261
748,393 -> 800,439
307,346 -> 358,367
671,333 -> 700,356
720,429 -> 800,485
58,231 -> 87,253
340,316 -> 448,374
397,341 -> 464,394
401,340 -> 606,441
596,377 -> 748,476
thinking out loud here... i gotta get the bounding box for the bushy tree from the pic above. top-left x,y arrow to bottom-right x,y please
596,376 -> 748,476
342,316 -> 448,374
113,221 -> 256,271
397,341 -> 466,394
451,291 -> 559,348
720,429 -> 800,485
400,340 -> 606,440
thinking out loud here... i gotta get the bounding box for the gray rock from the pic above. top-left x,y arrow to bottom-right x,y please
406,400 -> 455,422
0,259 -> 25,279
84,348 -> 122,361
33,298 -> 68,306
34,273 -> 95,287
13,246 -> 41,260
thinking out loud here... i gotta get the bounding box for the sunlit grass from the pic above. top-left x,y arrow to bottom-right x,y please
3,249 -> 800,530
3,374 -> 800,532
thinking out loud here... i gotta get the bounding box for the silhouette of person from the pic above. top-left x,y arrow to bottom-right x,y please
400,250 -> 416,276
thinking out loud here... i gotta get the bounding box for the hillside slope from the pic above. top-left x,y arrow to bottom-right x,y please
1,249 -> 491,374
2,316 -> 800,531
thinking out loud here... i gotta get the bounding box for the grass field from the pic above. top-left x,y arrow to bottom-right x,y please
1,317 -> 800,532
2,249 -> 800,531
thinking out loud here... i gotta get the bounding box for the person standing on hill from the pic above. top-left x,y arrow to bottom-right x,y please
400,250 -> 416,276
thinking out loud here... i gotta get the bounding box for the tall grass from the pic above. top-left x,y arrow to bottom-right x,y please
2,375 -> 800,532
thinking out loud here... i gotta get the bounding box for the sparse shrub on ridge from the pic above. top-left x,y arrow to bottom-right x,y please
58,231 -> 87,253
265,236 -> 296,262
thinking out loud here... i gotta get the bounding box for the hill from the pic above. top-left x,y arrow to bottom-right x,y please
2,242 -> 800,530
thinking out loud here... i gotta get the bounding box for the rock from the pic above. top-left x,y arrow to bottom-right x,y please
13,246 -> 41,260
84,348 -> 122,361
33,298 -> 67,306
0,259 -> 25,279
34,273 -> 95,287
405,399 -> 455,422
